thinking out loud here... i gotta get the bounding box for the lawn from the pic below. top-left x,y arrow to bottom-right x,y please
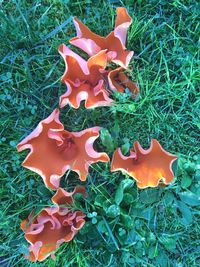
0,0 -> 199,266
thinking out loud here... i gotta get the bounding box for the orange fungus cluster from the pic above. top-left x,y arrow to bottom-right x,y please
17,7 -> 177,262
21,187 -> 86,262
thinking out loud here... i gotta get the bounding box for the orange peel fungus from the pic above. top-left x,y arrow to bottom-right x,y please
108,67 -> 139,97
59,45 -> 139,109
21,186 -> 86,262
17,109 -> 109,190
111,139 -> 177,188
69,7 -> 133,68
59,45 -> 113,109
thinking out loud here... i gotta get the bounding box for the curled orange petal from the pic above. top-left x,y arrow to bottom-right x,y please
17,109 -> 109,189
69,7 -> 133,68
70,16 -> 105,56
108,67 -> 139,96
59,44 -> 113,109
21,188 -> 86,262
114,7 -> 132,47
111,139 -> 177,188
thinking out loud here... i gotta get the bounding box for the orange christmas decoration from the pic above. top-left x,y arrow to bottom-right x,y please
17,109 -> 109,190
69,7 -> 133,68
59,44 -> 114,109
21,187 -> 86,262
108,67 -> 139,96
111,139 -> 177,188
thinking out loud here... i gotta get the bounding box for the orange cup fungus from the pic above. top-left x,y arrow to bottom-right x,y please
58,45 -> 113,109
17,109 -> 109,190
111,139 -> 177,188
21,186 -> 86,262
59,45 -> 139,109
108,67 -> 139,96
70,7 -> 133,68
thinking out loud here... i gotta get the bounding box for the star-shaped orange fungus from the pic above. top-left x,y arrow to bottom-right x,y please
111,139 -> 177,188
59,44 -> 113,109
21,187 -> 86,262
69,7 -> 133,68
17,109 -> 109,190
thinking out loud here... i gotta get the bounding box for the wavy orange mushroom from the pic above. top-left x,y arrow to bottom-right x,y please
21,187 -> 86,262
108,67 -> 139,97
59,44 -> 114,109
111,139 -> 177,188
69,7 -> 133,68
17,109 -> 109,190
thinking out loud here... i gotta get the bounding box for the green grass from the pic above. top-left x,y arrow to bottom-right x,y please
0,0 -> 200,266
